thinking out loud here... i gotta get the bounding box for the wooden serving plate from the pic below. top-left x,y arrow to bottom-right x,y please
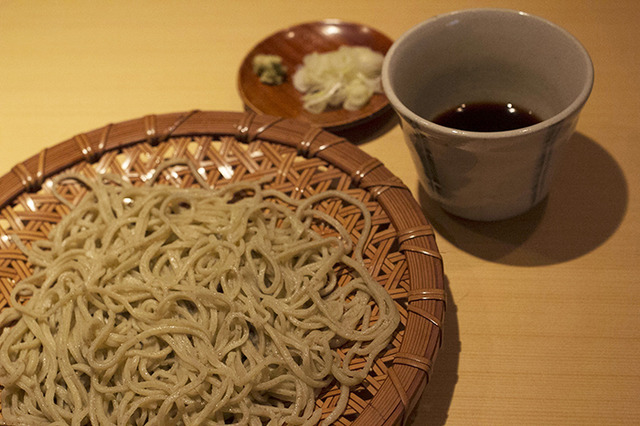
238,20 -> 394,132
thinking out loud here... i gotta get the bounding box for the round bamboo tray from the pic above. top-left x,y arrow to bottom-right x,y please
0,110 -> 445,425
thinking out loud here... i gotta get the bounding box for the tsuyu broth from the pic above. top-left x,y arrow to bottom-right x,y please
433,102 -> 542,132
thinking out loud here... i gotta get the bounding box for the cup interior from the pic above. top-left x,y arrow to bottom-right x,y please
383,9 -> 593,129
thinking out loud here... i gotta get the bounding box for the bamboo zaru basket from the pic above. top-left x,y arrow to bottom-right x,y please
0,110 -> 445,425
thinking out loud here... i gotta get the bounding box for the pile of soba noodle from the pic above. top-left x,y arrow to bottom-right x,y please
0,166 -> 399,425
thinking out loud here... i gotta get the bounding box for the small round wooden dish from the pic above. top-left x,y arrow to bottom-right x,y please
238,20 -> 394,132
0,110 -> 445,425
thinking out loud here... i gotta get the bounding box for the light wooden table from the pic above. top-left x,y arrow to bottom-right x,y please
1,1 -> 638,424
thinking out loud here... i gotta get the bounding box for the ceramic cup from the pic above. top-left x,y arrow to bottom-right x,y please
381,8 -> 593,221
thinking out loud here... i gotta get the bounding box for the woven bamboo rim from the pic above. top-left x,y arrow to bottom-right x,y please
0,110 -> 445,425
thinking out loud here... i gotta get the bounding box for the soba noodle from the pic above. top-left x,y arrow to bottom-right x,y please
0,167 -> 399,425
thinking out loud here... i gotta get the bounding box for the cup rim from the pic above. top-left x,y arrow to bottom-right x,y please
381,8 -> 594,140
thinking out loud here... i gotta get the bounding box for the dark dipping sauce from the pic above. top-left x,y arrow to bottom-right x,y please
433,102 -> 542,132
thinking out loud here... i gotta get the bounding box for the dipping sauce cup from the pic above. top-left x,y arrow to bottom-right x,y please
382,8 -> 594,221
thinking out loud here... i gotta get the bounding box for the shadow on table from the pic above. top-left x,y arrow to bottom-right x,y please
418,133 -> 628,266
332,107 -> 399,144
407,277 -> 459,426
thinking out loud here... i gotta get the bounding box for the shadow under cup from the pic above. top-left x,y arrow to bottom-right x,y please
382,9 -> 594,221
